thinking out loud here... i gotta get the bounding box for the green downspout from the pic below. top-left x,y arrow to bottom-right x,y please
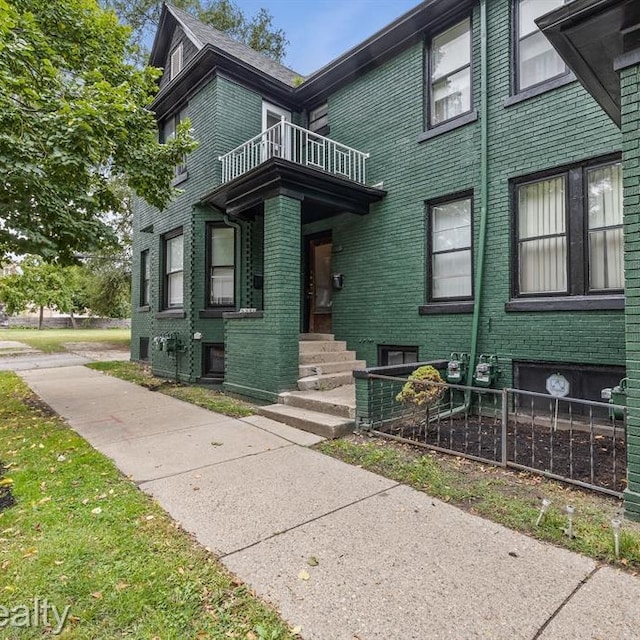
466,0 -> 489,388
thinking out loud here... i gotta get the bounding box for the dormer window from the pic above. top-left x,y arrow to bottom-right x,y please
170,43 -> 183,80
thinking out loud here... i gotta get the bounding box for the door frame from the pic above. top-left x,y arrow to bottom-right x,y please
262,101 -> 291,131
302,230 -> 333,333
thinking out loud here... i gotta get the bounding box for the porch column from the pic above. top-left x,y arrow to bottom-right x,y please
622,60 -> 640,519
223,193 -> 301,401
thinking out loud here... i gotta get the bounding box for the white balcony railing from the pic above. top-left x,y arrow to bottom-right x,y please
219,118 -> 369,185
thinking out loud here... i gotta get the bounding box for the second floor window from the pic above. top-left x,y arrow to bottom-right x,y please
428,195 -> 473,301
429,18 -> 472,127
164,231 -> 183,308
207,225 -> 235,306
514,159 -> 623,297
162,106 -> 188,176
516,0 -> 568,92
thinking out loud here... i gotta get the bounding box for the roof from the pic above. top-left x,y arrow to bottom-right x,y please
158,4 -> 300,87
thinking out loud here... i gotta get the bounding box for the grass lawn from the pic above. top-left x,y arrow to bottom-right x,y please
319,435 -> 640,571
87,361 -> 256,419
0,371 -> 294,639
0,328 -> 130,353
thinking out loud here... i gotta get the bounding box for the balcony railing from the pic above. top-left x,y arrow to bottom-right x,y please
219,118 -> 369,185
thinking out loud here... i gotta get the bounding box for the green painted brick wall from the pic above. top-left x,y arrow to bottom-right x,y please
622,63 -> 640,517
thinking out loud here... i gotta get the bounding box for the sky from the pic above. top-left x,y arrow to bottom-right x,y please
235,0 -> 420,75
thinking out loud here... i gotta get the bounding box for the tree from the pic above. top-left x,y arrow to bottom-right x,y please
0,0 -> 197,264
105,0 -> 288,62
82,258 -> 132,318
0,257 -> 87,329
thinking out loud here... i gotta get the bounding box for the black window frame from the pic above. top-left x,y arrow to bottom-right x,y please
205,223 -> 236,310
512,0 -> 570,96
161,105 -> 188,177
162,227 -> 184,310
426,15 -> 473,130
426,191 -> 474,303
510,154 -> 623,302
140,249 -> 150,307
378,345 -> 419,367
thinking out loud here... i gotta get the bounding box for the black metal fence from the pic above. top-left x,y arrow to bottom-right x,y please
361,373 -> 626,497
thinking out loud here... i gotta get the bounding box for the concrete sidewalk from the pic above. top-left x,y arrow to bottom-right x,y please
19,366 -> 640,640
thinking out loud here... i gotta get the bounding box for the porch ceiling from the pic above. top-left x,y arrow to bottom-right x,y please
537,0 -> 640,127
200,157 -> 386,220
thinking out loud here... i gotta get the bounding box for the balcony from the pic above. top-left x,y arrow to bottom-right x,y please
219,118 -> 370,186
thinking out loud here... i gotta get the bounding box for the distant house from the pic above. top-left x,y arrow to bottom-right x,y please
132,1 -> 628,430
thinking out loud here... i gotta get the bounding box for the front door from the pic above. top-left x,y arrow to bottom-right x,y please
305,234 -> 332,334
262,101 -> 291,161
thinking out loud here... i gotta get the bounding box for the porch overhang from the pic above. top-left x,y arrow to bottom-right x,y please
537,0 -> 640,127
200,157 -> 386,221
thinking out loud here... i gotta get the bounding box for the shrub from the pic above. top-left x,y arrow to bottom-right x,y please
396,366 -> 445,408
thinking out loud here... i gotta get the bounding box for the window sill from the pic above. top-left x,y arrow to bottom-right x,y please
419,301 -> 474,315
503,73 -> 576,107
223,310 -> 264,319
199,308 -> 235,318
171,171 -> 188,187
156,309 -> 186,319
505,295 -> 624,312
137,305 -> 151,313
417,110 -> 478,143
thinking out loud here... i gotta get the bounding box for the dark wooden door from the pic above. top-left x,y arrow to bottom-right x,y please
306,236 -> 332,334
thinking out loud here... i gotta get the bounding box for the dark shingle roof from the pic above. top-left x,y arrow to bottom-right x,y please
166,4 -> 300,86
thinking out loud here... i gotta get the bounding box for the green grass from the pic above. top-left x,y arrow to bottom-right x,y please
0,328 -> 130,353
87,361 -> 256,419
0,371 -> 294,639
318,436 -> 640,570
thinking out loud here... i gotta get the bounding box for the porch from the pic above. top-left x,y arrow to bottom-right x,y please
202,125 -> 386,403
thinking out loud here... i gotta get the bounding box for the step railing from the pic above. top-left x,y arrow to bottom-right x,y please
219,117 -> 369,185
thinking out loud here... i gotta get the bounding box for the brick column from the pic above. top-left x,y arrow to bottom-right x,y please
224,193 -> 301,401
622,62 -> 640,519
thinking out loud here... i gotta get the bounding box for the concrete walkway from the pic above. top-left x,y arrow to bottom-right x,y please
19,365 -> 640,640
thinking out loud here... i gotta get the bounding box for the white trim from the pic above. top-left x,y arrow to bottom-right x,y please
261,101 -> 290,131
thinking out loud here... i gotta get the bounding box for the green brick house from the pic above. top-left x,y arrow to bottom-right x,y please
133,0 -> 629,444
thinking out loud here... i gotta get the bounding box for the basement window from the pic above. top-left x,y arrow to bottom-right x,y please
203,343 -> 225,380
378,346 -> 419,367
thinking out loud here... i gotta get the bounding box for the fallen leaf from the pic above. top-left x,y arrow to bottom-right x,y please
91,507 -> 102,515
116,582 -> 129,591
307,556 -> 319,567
91,592 -> 103,600
298,569 -> 310,581
292,626 -> 302,635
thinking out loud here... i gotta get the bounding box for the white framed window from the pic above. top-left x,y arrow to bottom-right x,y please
207,225 -> 235,307
164,231 -> 183,308
515,0 -> 568,92
429,18 -> 472,127
170,43 -> 183,80
428,196 -> 473,300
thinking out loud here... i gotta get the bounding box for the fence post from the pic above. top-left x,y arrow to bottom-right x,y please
501,387 -> 508,467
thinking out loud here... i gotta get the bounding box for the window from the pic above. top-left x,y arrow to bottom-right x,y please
161,106 -> 188,176
164,230 -> 183,309
379,346 -> 419,367
515,0 -> 568,92
428,196 -> 473,300
513,159 -> 623,298
203,344 -> 225,380
140,250 -> 150,307
207,225 -> 235,307
309,103 -> 329,135
170,43 -> 183,80
429,18 -> 472,127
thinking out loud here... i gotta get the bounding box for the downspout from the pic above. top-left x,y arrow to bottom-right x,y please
466,0 -> 489,389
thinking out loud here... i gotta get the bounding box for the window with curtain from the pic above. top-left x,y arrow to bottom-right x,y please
164,231 -> 183,308
516,0 -> 568,92
514,160 -> 623,298
429,18 -> 472,126
208,225 -> 235,306
429,196 -> 473,300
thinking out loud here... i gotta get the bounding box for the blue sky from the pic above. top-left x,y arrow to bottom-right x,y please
236,0 -> 420,75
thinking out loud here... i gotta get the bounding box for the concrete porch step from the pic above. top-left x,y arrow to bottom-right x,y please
297,370 -> 354,391
257,404 -> 353,439
299,340 -> 347,354
280,386 -> 356,419
299,333 -> 334,341
299,350 -> 358,365
299,359 -> 366,377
